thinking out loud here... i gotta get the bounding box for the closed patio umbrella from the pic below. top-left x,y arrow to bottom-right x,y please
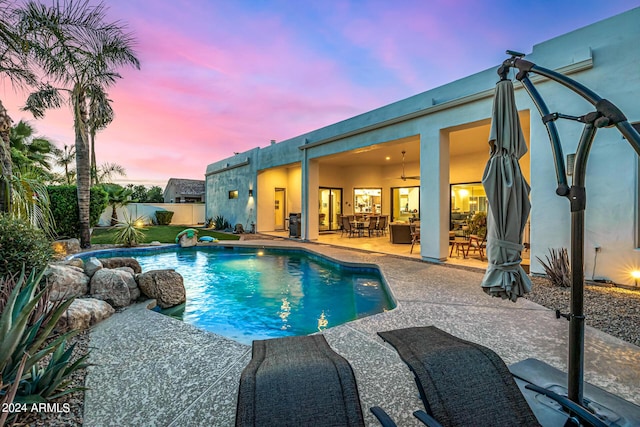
481,78 -> 531,302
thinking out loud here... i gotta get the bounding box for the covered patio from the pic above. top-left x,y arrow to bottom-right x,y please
259,229 -> 530,271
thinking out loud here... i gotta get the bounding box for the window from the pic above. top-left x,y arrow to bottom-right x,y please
391,186 -> 419,222
354,188 -> 381,214
450,183 -> 487,233
228,190 -> 238,199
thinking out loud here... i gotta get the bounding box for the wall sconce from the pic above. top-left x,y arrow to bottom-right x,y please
249,189 -> 253,197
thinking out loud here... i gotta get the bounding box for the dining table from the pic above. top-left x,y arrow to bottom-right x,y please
450,237 -> 469,258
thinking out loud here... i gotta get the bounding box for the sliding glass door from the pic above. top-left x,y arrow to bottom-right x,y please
319,188 -> 342,231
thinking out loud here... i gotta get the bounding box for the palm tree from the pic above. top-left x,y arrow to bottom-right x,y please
103,183 -> 134,226
96,161 -> 126,185
88,87 -> 114,186
54,144 -> 76,185
17,0 -> 140,248
0,0 -> 37,213
10,120 -> 57,181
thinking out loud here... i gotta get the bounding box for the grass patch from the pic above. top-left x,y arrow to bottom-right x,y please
91,225 -> 240,245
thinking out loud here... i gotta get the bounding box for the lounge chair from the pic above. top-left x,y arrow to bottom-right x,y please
237,335 -> 393,427
376,326 -> 609,427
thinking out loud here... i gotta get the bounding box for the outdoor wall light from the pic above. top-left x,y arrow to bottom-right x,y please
249,189 -> 254,197
631,270 -> 640,287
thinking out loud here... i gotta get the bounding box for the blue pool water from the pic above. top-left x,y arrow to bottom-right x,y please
85,246 -> 394,344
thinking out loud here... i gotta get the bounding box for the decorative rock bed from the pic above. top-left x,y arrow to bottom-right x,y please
47,256 -> 186,332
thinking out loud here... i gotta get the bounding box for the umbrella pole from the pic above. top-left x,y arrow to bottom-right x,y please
567,123 -> 597,405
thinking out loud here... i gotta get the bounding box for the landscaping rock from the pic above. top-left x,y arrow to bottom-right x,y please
65,258 -> 85,269
90,269 -> 136,307
137,269 -> 186,308
84,257 -> 103,278
51,238 -> 81,257
100,257 -> 142,274
57,298 -> 115,332
178,234 -> 197,248
45,264 -> 90,302
115,266 -> 135,275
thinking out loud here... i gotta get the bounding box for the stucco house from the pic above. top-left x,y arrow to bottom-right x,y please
205,8 -> 640,286
163,178 -> 205,203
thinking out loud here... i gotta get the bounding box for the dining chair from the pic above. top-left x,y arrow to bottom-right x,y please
367,218 -> 377,237
376,215 -> 388,236
341,216 -> 354,237
467,234 -> 486,260
410,221 -> 421,254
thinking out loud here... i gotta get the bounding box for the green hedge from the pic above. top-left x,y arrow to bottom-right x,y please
0,214 -> 53,278
155,210 -> 174,225
47,185 -> 109,238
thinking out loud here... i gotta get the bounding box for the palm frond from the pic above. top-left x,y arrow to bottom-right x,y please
22,85 -> 64,119
10,166 -> 56,238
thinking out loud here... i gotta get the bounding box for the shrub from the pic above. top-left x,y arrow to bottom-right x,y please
47,185 -> 108,238
469,211 -> 487,238
0,214 -> 53,278
114,211 -> 146,247
213,215 -> 231,230
155,210 -> 174,225
537,248 -> 571,287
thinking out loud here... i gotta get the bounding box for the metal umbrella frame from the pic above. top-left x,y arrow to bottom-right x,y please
498,51 -> 640,406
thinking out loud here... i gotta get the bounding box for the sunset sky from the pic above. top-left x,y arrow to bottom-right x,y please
1,0 -> 638,188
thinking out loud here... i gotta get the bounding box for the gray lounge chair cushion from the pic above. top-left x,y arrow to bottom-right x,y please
378,326 -> 540,427
236,334 -> 365,427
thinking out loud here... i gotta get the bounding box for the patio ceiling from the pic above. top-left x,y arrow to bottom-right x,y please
315,124 -> 493,167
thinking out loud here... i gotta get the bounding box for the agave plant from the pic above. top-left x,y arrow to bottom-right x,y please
0,268 -> 81,423
16,341 -> 89,403
213,215 -> 231,231
113,210 -> 146,247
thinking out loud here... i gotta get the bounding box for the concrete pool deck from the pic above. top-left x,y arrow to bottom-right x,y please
83,239 -> 640,426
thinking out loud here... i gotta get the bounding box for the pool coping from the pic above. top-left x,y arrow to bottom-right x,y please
83,240 -> 640,426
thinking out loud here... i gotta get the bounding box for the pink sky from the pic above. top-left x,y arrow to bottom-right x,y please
1,0 -> 638,188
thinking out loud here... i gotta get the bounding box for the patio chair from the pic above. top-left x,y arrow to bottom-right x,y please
467,234 -> 486,260
341,216 -> 355,237
367,217 -> 378,236
410,221 -> 420,254
376,215 -> 388,236
376,326 -> 608,427
235,335 -> 396,427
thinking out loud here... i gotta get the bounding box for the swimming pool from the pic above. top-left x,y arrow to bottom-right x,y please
81,245 -> 395,344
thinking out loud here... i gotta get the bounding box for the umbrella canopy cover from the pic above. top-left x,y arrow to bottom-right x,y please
481,79 -> 532,302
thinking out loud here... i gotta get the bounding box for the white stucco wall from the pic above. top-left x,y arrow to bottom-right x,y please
204,8 -> 640,285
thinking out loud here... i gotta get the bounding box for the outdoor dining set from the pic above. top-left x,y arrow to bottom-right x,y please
340,215 -> 388,238
449,232 -> 486,260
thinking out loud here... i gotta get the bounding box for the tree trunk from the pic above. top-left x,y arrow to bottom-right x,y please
90,129 -> 97,186
110,204 -> 118,226
75,90 -> 92,248
0,100 -> 13,214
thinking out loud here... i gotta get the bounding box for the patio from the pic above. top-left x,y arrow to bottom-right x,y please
261,229 -> 524,271
83,239 -> 637,426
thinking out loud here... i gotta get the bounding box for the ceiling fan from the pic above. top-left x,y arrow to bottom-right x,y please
399,150 -> 420,181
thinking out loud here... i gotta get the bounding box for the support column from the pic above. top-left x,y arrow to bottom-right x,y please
420,131 -> 450,261
301,155 -> 319,241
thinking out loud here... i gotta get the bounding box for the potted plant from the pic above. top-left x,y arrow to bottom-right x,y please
469,211 -> 487,238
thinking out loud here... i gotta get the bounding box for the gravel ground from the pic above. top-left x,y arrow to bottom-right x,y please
525,276 -> 640,347
16,272 -> 640,426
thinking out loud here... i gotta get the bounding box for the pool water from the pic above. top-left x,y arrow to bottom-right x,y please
95,247 -> 394,344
